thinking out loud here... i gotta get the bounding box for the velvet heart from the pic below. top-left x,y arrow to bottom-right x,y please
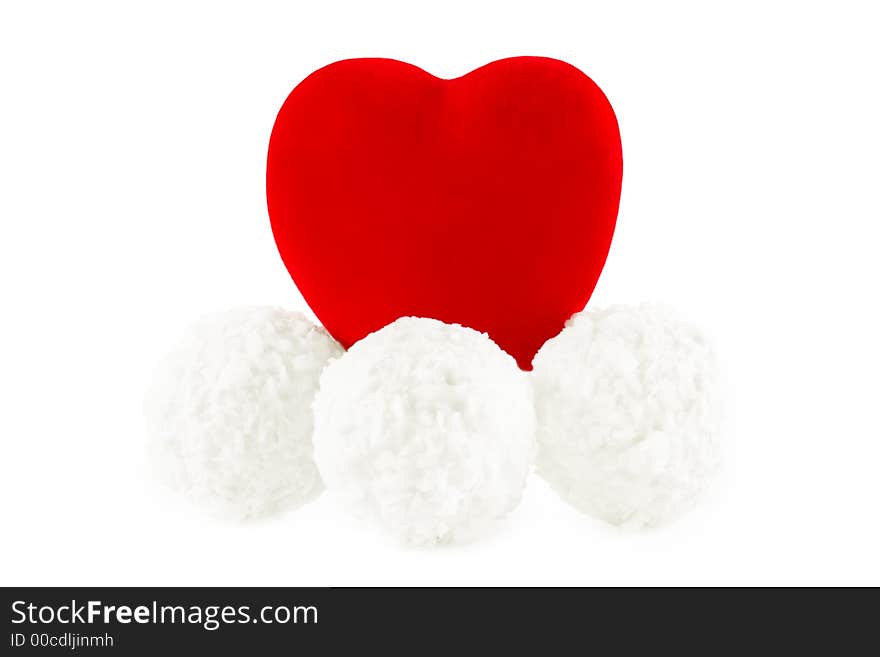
267,57 -> 622,369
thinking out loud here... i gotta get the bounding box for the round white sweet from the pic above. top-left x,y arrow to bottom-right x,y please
145,306 -> 342,520
532,304 -> 721,528
313,317 -> 536,546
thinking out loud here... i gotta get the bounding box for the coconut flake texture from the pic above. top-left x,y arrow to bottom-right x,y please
313,317 -> 536,546
532,304 -> 721,528
145,307 -> 343,520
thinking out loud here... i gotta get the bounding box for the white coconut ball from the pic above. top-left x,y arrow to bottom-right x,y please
532,304 -> 721,528
313,317 -> 536,546
145,306 -> 342,520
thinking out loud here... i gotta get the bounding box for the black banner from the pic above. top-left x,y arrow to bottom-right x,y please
1,587 -> 873,653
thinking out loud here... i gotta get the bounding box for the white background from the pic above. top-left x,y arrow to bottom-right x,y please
2,1 -> 878,586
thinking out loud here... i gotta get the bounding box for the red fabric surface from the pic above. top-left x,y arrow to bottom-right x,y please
267,57 -> 622,369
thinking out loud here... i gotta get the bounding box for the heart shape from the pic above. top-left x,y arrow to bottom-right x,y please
267,57 -> 622,369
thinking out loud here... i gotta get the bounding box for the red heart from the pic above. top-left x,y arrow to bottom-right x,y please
267,57 -> 622,369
